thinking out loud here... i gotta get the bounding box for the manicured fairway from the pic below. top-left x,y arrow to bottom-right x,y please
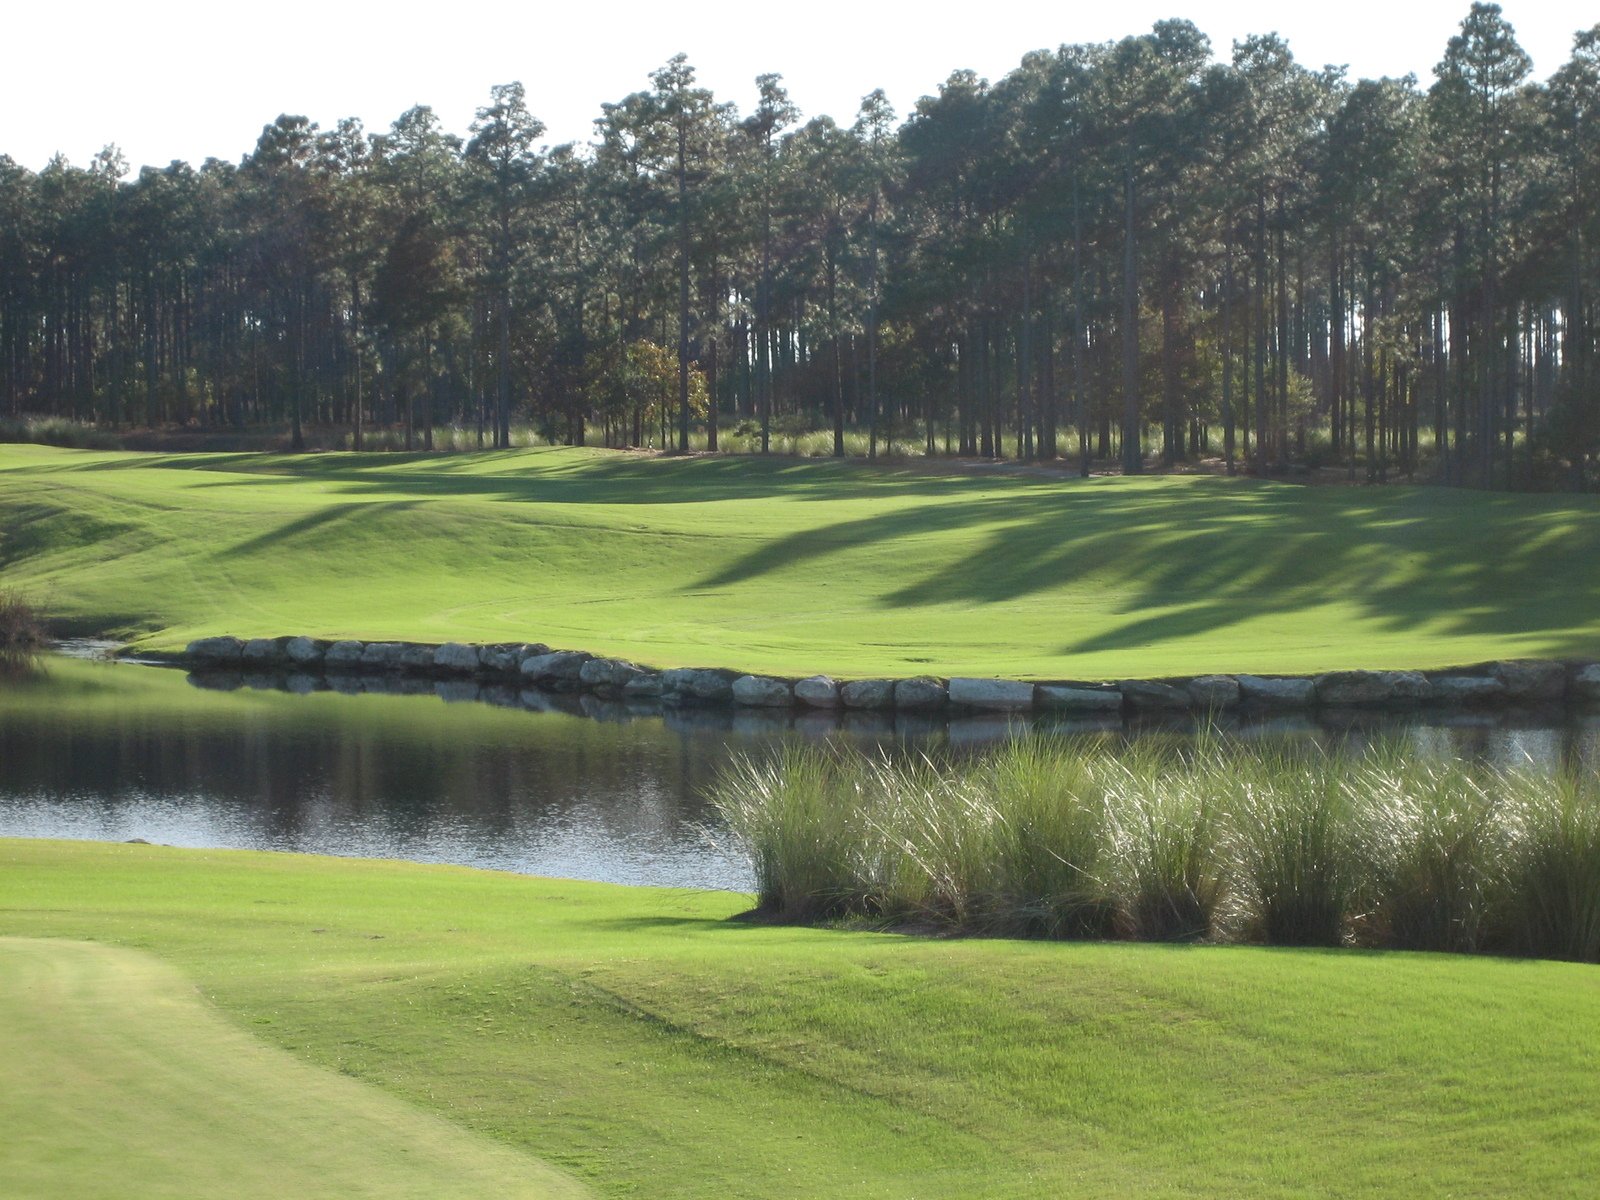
0,937 -> 586,1200
2,838 -> 1597,1198
4,444 -> 1600,678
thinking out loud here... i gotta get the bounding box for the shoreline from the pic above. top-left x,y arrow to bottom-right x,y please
154,634 -> 1600,720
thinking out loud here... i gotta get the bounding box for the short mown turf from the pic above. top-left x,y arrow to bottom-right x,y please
4,443 -> 1600,678
2,838 -> 1597,1198
0,936 -> 585,1199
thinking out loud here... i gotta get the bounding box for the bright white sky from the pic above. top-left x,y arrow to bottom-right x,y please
3,1 -> 1588,174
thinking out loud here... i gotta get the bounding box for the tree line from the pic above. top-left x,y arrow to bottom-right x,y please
2,4 -> 1596,488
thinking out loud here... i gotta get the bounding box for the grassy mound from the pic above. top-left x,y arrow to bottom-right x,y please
4,443 -> 1600,678
0,937 -> 584,1199
2,838 -> 1598,1197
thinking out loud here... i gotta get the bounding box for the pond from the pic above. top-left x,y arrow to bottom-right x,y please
3,654 -> 1597,893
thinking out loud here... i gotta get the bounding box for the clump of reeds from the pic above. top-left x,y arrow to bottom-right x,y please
1497,771 -> 1600,963
1221,744 -> 1371,947
712,745 -> 894,921
1104,742 -> 1227,942
1359,755 -> 1506,953
0,588 -> 44,653
709,734 -> 1600,964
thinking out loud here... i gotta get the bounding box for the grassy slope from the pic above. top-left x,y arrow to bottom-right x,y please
4,443 -> 1600,678
2,839 -> 1597,1199
0,937 -> 585,1200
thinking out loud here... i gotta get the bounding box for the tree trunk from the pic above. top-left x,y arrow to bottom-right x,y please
1121,157 -> 1141,475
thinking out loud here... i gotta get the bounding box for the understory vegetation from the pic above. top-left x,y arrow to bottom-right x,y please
711,737 -> 1600,961
0,589 -> 43,653
0,415 -> 120,450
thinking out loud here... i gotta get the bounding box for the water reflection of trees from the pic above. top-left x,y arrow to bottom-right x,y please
3,662 -> 1598,890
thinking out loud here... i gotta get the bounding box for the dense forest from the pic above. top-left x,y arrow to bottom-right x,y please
1,4 -> 1596,488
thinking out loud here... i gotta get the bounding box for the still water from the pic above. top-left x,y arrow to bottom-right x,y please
3,655 -> 1598,893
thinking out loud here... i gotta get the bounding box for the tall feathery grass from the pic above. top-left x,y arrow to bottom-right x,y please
0,588 -> 45,653
709,735 -> 1600,963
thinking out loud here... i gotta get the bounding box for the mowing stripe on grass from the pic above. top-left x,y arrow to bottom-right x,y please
0,937 -> 587,1200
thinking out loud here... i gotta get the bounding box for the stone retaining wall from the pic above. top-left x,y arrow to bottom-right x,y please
173,635 -> 1600,716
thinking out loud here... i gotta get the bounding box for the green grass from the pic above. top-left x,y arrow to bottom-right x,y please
4,442 -> 1600,678
1,838 -> 1597,1198
0,937 -> 585,1199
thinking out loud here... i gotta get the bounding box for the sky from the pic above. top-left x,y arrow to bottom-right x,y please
3,1 -> 1589,174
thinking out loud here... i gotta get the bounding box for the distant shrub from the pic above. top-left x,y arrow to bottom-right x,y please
0,589 -> 44,652
0,416 -> 120,451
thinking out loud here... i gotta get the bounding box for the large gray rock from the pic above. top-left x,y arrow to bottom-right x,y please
1237,674 -> 1317,707
733,675 -> 794,707
396,643 -> 438,671
1316,670 -> 1432,706
1186,675 -> 1241,709
948,677 -> 1036,711
1118,679 -> 1190,710
794,675 -> 841,708
581,657 -> 652,693
186,636 -> 245,664
520,650 -> 592,684
893,677 -> 948,711
283,637 -> 326,666
622,672 -> 664,699
433,642 -> 482,673
480,643 -> 544,674
1572,663 -> 1600,703
840,678 -> 896,710
660,667 -> 739,703
323,640 -> 366,669
1036,684 -> 1123,712
240,637 -> 286,665
1491,660 -> 1566,702
1428,674 -> 1506,706
1377,670 -> 1434,704
360,642 -> 404,670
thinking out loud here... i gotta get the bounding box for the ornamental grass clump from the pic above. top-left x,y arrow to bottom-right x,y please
710,745 -> 899,921
1104,742 -> 1227,942
863,752 -> 990,926
1360,757 -> 1507,954
710,733 -> 1600,963
1498,770 -> 1600,963
1225,746 -> 1372,947
0,589 -> 44,653
967,740 -> 1118,938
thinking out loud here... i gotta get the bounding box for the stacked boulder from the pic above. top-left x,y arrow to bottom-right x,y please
178,637 -> 1597,718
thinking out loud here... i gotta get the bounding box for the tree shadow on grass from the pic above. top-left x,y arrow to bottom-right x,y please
694,480 -> 1600,657
51,447 -> 1076,508
215,501 -> 424,559
30,452 -> 1600,662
